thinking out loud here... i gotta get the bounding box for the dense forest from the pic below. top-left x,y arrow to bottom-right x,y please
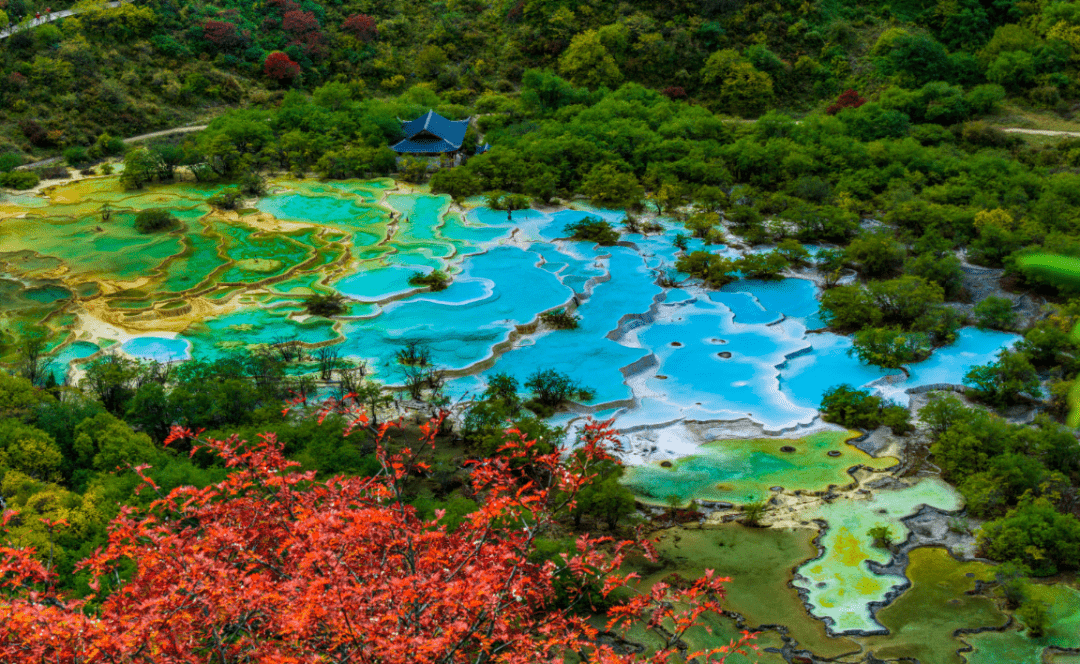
4,0 -> 1080,659
3,0 -> 1080,161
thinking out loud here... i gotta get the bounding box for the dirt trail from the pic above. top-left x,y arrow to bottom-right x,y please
1000,127 -> 1080,137
0,2 -> 125,40
16,125 -> 209,171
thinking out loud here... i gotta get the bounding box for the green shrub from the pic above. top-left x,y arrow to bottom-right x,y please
675,251 -> 738,288
208,187 -> 243,210
90,133 -> 126,158
905,252 -> 964,299
430,168 -> 482,201
133,209 -> 179,233
581,163 -> 644,209
820,384 -> 913,434
407,269 -> 450,291
819,285 -> 881,331
398,157 -> 428,183
240,173 -> 267,196
776,239 -> 810,266
0,171 -> 39,189
1017,600 -> 1050,637
918,393 -> 968,439
523,369 -> 589,412
0,153 -> 20,173
540,308 -> 580,330
867,525 -> 895,549
63,146 -> 89,167
963,349 -> 1041,409
850,327 -> 932,369
685,212 -> 721,239
565,217 -> 619,246
304,292 -> 347,317
1017,321 -> 1080,371
727,205 -> 762,228
737,251 -> 789,280
822,277 -> 946,333
741,500 -> 768,526
980,497 -> 1080,576
845,233 -> 906,279
974,296 -> 1017,331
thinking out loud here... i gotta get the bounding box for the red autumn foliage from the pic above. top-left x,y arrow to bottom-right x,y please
282,9 -> 319,35
826,89 -> 867,115
661,86 -> 688,100
289,31 -> 328,60
343,13 -> 378,42
18,119 -> 51,147
264,50 -> 301,80
0,403 -> 755,663
267,0 -> 300,12
201,19 -> 246,49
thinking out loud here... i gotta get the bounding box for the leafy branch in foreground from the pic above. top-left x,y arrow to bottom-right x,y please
0,407 -> 755,663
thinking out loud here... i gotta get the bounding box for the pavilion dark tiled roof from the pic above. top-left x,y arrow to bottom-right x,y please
392,110 -> 470,154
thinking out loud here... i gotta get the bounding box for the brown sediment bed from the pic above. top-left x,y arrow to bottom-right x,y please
154,302 -> 194,318
79,291 -> 251,334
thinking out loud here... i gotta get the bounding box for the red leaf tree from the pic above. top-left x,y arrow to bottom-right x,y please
0,404 -> 755,663
267,0 -> 300,12
203,19 -> 238,45
282,9 -> 319,35
826,89 -> 867,115
661,86 -> 687,100
264,50 -> 301,81
289,31 -> 328,60
344,13 -> 378,42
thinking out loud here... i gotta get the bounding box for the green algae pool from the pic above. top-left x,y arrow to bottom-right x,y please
792,478 -> 964,635
622,430 -> 896,506
630,524 -> 861,659
965,583 -> 1080,664
0,175 -> 450,359
1,174 -> 1051,663
595,615 -> 788,664
859,547 -> 1005,664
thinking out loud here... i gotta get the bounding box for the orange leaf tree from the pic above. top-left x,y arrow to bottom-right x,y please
0,401 -> 755,663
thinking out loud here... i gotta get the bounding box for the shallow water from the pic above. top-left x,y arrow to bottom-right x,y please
964,584 -> 1080,664
859,547 -> 1004,664
47,340 -> 99,382
121,336 -> 192,363
0,176 -> 1051,662
631,523 -> 861,658
791,478 -> 964,634
0,176 -> 1020,443
3,174 -> 1020,445
623,430 -> 895,505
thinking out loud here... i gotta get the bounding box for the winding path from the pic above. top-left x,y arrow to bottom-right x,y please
1000,127 -> 1080,137
0,1 -> 127,40
16,124 -> 208,171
